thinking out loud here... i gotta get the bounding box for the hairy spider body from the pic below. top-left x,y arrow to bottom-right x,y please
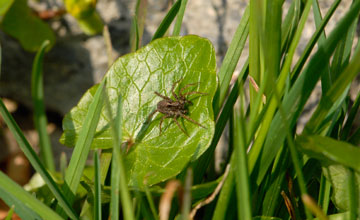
147,80 -> 206,136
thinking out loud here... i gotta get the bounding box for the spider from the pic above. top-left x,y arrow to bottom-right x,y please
146,79 -> 207,136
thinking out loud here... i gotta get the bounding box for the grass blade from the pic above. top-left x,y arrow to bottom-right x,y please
291,0 -> 340,83
31,40 -> 55,172
248,0 -> 312,174
250,0 -> 360,186
193,61 -> 249,184
64,79 -> 106,203
213,6 -> 249,115
181,168 -> 192,220
318,174 -> 331,214
304,41 -> 360,134
0,98 -> 78,219
144,186 -> 158,220
212,156 -> 235,220
94,151 -> 102,220
233,98 -> 252,219
105,93 -> 135,220
152,0 -> 181,41
0,171 -> 62,220
131,16 -> 140,52
4,205 -> 14,220
172,0 -> 188,36
130,0 -> 147,51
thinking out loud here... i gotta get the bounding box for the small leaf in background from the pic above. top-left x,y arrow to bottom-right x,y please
64,0 -> 103,35
322,165 -> 360,212
296,135 -> 360,212
0,0 -> 55,52
296,135 -> 360,172
61,35 -> 217,187
0,0 -> 14,20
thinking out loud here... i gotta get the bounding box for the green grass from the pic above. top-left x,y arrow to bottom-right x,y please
1,0 -> 360,219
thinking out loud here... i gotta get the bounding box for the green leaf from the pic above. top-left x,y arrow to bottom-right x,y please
322,165 -> 360,212
0,0 -> 55,52
0,0 -> 13,19
64,0 -> 103,35
61,35 -> 216,187
296,135 -> 360,172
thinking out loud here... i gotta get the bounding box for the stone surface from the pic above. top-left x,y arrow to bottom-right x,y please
0,0 -> 356,116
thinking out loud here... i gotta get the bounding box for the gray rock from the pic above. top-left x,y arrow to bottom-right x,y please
0,0 -> 357,117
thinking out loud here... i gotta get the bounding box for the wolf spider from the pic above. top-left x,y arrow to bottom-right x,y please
146,79 -> 207,136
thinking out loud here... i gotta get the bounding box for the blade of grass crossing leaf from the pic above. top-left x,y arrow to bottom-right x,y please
64,79 -> 106,203
251,1 -> 360,186
94,151 -> 102,220
31,40 -> 55,172
104,93 -> 135,220
0,171 -> 62,220
172,0 -> 188,36
213,6 -> 249,115
233,99 -> 252,219
0,99 -> 79,219
151,0 -> 181,40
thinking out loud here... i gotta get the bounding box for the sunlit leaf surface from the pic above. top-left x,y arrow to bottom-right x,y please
61,35 -> 217,186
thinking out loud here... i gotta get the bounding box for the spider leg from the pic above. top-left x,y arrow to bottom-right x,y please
182,91 -> 208,97
146,109 -> 158,123
179,82 -> 199,95
159,115 -> 170,134
179,112 -> 206,128
172,117 -> 189,137
154,91 -> 173,101
171,79 -> 182,100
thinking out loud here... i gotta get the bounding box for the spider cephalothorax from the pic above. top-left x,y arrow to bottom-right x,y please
146,79 -> 207,136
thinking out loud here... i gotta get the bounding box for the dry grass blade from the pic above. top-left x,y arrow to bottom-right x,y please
302,194 -> 329,220
281,191 -> 296,220
189,165 -> 230,219
159,180 -> 181,220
